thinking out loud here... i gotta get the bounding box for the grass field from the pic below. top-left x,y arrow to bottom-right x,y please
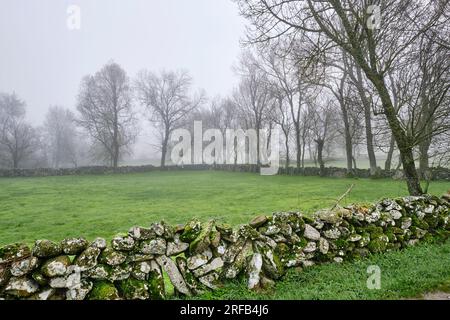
195,240 -> 450,300
0,170 -> 449,245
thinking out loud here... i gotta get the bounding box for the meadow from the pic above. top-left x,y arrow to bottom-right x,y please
0,170 -> 449,300
0,170 -> 449,245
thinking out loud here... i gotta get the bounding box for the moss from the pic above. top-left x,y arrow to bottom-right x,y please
365,225 -> 384,238
189,220 -> 214,254
180,219 -> 202,243
148,270 -> 165,300
0,243 -> 30,261
88,281 -> 119,300
412,215 -> 430,229
334,239 -> 349,250
117,278 -> 149,300
31,271 -> 48,286
367,238 -> 387,254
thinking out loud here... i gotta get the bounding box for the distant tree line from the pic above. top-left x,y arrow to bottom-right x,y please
0,1 -> 449,196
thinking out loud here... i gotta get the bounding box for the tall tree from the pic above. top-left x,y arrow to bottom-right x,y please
77,62 -> 137,168
237,0 -> 449,195
233,51 -> 275,166
44,106 -> 78,168
0,93 -> 36,169
135,69 -> 204,168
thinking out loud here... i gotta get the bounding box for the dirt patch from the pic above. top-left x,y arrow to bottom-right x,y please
422,291 -> 450,300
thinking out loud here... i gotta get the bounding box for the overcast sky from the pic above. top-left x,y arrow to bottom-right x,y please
0,0 -> 246,126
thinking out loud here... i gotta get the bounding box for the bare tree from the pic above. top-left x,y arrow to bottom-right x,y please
77,62 -> 137,168
237,0 -> 449,195
308,96 -> 338,176
233,51 -> 275,165
135,69 -> 204,168
0,93 -> 36,169
44,106 -> 78,168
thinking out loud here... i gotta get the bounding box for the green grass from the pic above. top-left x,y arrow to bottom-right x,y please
0,171 -> 448,245
195,240 -> 450,300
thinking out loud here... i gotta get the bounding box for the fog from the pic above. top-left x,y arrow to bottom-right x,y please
0,0 -> 245,138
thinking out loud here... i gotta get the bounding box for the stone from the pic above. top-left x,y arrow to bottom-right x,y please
150,222 -> 166,237
316,209 -> 342,224
148,261 -> 165,299
348,234 -> 362,242
10,256 -> 39,277
131,261 -> 152,280
90,238 -> 107,249
257,244 -> 284,280
111,235 -> 135,251
209,231 -> 221,248
223,241 -> 253,279
140,238 -> 167,255
49,277 -> 68,288
198,271 -> 220,290
333,257 -> 343,263
88,281 -> 120,300
365,211 -> 381,223
32,240 -> 62,258
66,279 -> 93,300
99,248 -> 127,266
126,253 -> 155,262
303,242 -> 317,253
247,253 -> 263,290
180,219 -> 202,243
166,235 -> 189,256
302,260 -> 315,267
319,238 -> 329,254
303,224 -> 320,241
32,288 -> 56,300
263,225 -> 281,236
5,277 -> 39,297
41,255 -> 71,277
401,217 -> 412,229
250,215 -> 268,228
0,265 -> 10,287
389,210 -> 402,220
176,257 -> 200,295
128,226 -> 156,240
189,220 -> 214,254
0,243 -> 31,263
84,264 -> 111,280
156,255 -> 191,296
108,264 -> 132,281
187,249 -> 213,270
74,247 -> 101,271
192,257 -> 224,277
324,228 -> 341,239
61,238 -> 89,255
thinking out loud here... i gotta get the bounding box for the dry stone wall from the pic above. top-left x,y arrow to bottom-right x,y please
1,193 -> 449,300
1,164 -> 449,181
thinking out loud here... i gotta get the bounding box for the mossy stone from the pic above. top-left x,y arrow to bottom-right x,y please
88,281 -> 120,300
180,219 -> 202,243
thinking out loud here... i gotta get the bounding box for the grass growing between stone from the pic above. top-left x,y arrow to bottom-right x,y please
0,170 -> 449,245
194,240 -> 450,300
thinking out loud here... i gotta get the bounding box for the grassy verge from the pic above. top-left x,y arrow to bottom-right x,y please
194,240 -> 450,300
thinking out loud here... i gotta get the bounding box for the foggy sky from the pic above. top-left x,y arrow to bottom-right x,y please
0,0 -> 246,126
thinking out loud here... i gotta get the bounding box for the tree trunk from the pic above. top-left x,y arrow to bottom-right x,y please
369,74 -> 422,195
385,135 -> 395,171
161,127 -> 170,168
419,139 -> 431,179
355,66 -> 377,174
316,139 -> 325,176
